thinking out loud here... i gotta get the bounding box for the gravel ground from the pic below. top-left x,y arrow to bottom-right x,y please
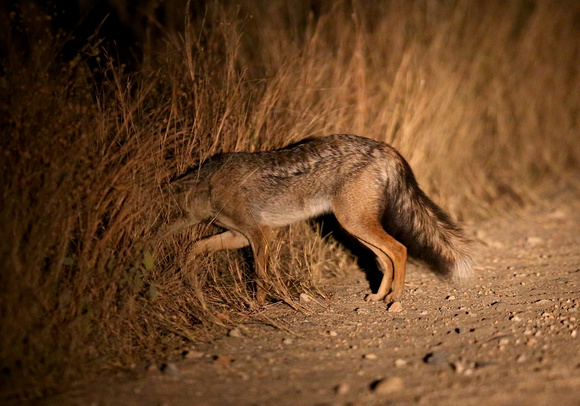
40,195 -> 580,406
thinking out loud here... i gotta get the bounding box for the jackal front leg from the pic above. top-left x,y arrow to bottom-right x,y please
191,230 -> 250,255
245,225 -> 274,304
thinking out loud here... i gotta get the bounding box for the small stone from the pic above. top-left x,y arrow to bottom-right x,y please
228,328 -> 242,337
548,209 -> 566,219
394,358 -> 407,367
363,353 -> 378,360
146,364 -> 159,373
509,315 -> 521,322
160,363 -> 180,377
388,301 -> 403,312
183,350 -> 205,359
282,338 -> 293,345
372,377 -> 404,394
334,383 -> 350,395
299,292 -> 313,303
213,355 -> 233,366
534,299 -> 551,305
451,360 -> 467,374
572,330 -> 577,338
491,301 -> 507,312
516,354 -> 526,363
423,350 -> 447,365
446,295 -> 456,301
355,307 -> 369,314
327,330 -> 338,337
526,236 -> 544,246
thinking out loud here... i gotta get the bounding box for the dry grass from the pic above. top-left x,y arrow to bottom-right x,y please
1,0 -> 579,400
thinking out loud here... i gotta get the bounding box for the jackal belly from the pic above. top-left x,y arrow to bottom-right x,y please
255,196 -> 332,228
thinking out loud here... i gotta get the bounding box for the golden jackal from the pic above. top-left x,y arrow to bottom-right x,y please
168,134 -> 472,303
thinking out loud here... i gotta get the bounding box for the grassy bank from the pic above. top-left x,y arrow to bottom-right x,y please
1,0 -> 579,400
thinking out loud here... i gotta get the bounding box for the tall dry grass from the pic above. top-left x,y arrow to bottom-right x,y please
1,0 -> 579,400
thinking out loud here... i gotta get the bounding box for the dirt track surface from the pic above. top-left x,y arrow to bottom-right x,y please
43,197 -> 580,406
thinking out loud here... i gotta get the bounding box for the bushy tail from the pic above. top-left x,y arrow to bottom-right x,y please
383,161 -> 474,281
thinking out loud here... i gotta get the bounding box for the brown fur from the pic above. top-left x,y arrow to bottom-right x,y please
166,134 -> 473,303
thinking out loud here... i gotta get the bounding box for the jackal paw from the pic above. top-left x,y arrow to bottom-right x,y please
385,292 -> 402,303
365,293 -> 387,302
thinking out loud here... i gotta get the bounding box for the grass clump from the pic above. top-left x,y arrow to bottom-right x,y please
1,0 -> 579,400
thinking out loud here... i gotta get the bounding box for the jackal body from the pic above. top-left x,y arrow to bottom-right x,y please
170,134 -> 472,302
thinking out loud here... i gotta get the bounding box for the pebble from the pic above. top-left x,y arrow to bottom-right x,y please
161,362 -> 180,377
184,350 -> 205,359
451,360 -> 468,374
534,299 -> 552,305
299,292 -> 313,303
446,295 -> 456,301
327,330 -> 338,337
355,307 -> 369,314
228,328 -> 242,337
516,354 -> 526,363
394,358 -> 407,367
491,301 -> 507,312
363,353 -> 378,360
282,338 -> 293,345
423,350 -> 447,365
334,383 -> 350,395
371,377 -> 404,394
498,337 -> 510,346
213,355 -> 233,366
388,301 -> 403,312
548,209 -> 566,219
526,236 -> 544,246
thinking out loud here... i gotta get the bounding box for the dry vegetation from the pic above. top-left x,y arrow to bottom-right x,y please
1,0 -> 579,401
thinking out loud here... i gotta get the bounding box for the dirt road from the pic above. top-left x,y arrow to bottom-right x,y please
42,196 -> 580,406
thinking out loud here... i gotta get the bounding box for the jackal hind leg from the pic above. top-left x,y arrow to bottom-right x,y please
334,209 -> 407,302
361,240 -> 395,302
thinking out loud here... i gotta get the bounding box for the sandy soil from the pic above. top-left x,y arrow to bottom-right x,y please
40,195 -> 580,406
